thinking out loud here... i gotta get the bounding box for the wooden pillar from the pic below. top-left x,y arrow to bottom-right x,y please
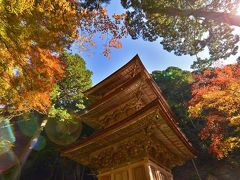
98,159 -> 173,180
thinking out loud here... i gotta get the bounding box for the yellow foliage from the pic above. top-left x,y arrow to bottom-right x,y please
220,137 -> 240,158
189,64 -> 240,158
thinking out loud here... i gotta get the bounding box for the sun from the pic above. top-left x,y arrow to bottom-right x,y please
237,5 -> 240,15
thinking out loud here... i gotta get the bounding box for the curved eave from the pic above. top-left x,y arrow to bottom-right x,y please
61,99 -> 197,156
84,54 -> 142,97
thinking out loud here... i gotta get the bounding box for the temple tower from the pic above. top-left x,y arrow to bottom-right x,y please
61,55 -> 196,180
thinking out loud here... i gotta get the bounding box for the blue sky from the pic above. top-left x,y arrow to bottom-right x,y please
72,37 -> 195,85
72,0 -> 240,85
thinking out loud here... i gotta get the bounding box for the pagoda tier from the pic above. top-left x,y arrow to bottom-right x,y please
61,55 -> 196,180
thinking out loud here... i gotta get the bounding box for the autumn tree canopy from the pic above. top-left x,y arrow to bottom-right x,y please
0,52 -> 93,176
152,68 -> 203,150
0,0 -> 127,119
152,67 -> 193,126
189,63 -> 240,159
15,54 -> 94,178
121,0 -> 240,69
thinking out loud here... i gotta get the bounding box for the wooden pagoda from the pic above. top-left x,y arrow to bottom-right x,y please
61,55 -> 196,180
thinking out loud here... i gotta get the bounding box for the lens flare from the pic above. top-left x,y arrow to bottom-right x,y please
0,150 -> 20,175
45,118 -> 82,146
0,119 -> 15,155
17,116 -> 40,137
32,135 -> 46,151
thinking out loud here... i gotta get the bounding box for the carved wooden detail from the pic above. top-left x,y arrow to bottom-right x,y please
98,92 -> 145,129
77,125 -> 186,172
147,139 -> 184,169
89,132 -> 149,170
63,108 -> 193,172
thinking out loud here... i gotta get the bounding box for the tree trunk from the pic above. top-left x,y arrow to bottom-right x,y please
147,7 -> 240,27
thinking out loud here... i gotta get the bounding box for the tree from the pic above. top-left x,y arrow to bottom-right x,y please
50,53 -> 92,115
121,0 -> 240,68
0,0 -> 127,119
45,53 -> 93,145
152,67 -> 203,148
188,63 -> 240,159
152,67 -> 192,125
20,143 -> 95,180
20,53 -> 94,179
0,52 -> 93,175
151,66 -> 240,179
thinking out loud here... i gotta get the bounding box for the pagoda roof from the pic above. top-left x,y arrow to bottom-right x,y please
61,55 -> 196,172
85,55 -> 156,98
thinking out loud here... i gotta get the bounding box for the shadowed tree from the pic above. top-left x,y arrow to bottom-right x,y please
152,67 -> 202,148
121,0 -> 240,69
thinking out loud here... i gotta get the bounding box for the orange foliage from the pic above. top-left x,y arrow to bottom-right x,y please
189,64 -> 240,158
0,1 -> 127,117
1,47 -> 64,115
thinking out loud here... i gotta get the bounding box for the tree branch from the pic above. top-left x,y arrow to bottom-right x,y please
147,7 -> 240,27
